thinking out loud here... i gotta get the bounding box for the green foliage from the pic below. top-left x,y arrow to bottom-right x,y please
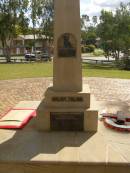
93,49 -> 104,56
81,26 -> 97,45
0,0 -> 29,62
82,44 -> 95,53
81,14 -> 98,46
81,14 -> 90,31
0,0 -> 54,60
40,0 -> 54,41
81,45 -> 85,53
30,0 -> 54,45
97,3 -> 130,61
117,55 -> 130,70
90,45 -> 95,52
122,57 -> 130,70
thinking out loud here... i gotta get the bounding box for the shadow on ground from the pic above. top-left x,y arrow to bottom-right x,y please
0,124 -> 96,161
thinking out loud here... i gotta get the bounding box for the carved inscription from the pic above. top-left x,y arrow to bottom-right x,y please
52,96 -> 83,102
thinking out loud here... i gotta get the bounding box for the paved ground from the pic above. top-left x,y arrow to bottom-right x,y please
0,77 -> 130,117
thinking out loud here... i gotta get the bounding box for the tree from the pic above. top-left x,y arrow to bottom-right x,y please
0,0 -> 29,62
81,15 -> 90,30
30,0 -> 54,50
86,26 -> 97,45
30,0 -> 41,51
81,14 -> 98,47
97,3 -> 130,61
97,10 -> 114,59
92,16 -> 97,26
39,0 -> 54,42
81,25 -> 97,46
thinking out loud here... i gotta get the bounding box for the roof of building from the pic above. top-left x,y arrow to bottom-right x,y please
16,35 -> 47,40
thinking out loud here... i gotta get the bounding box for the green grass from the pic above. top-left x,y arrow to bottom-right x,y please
0,62 -> 53,80
0,62 -> 130,80
82,63 -> 130,79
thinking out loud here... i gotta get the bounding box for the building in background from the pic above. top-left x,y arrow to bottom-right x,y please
0,35 -> 53,56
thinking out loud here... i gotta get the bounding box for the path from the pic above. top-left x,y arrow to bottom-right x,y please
0,77 -> 130,116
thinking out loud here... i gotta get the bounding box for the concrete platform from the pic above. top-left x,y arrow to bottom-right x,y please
14,101 -> 41,110
0,101 -> 130,173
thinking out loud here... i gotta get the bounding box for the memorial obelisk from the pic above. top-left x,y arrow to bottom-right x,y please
36,0 -> 98,131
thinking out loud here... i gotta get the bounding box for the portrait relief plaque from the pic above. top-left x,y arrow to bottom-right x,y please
58,33 -> 77,57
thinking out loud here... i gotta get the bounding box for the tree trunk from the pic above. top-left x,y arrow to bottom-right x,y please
114,50 -> 120,62
113,51 -> 118,61
33,31 -> 36,52
33,21 -> 36,52
2,40 -> 11,63
108,55 -> 110,61
117,50 -> 120,60
5,46 -> 11,63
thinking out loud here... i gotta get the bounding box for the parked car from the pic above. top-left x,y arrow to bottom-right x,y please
40,51 -> 52,61
25,53 -> 36,61
25,51 -> 51,61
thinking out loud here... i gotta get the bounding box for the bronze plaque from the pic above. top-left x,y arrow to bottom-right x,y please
58,33 -> 76,57
50,112 -> 84,131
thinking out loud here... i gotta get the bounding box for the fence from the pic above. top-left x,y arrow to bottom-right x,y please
0,58 -> 51,63
82,58 -> 113,64
0,57 -> 113,64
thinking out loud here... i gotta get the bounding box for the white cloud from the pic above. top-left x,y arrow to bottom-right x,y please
80,0 -> 89,13
80,0 -> 130,17
94,0 -> 120,8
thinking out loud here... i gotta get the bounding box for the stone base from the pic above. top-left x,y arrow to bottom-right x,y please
36,84 -> 98,132
0,120 -> 130,173
0,101 -> 129,173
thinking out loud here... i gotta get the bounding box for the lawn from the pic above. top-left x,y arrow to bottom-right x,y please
0,62 -> 130,80
82,63 -> 130,79
0,63 -> 53,80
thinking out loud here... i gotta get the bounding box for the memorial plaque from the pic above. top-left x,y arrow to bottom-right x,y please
58,33 -> 76,57
50,112 -> 84,131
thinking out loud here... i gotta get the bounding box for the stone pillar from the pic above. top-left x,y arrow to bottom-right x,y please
36,0 -> 98,132
53,0 -> 82,92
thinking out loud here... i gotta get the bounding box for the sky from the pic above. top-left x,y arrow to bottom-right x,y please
80,0 -> 130,17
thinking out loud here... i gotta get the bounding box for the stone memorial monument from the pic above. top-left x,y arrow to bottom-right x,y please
36,0 -> 98,131
0,1 -> 129,172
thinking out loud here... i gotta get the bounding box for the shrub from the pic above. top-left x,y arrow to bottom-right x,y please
87,44 -> 95,52
117,56 -> 130,70
81,46 -> 86,53
93,49 -> 104,56
81,44 -> 95,53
